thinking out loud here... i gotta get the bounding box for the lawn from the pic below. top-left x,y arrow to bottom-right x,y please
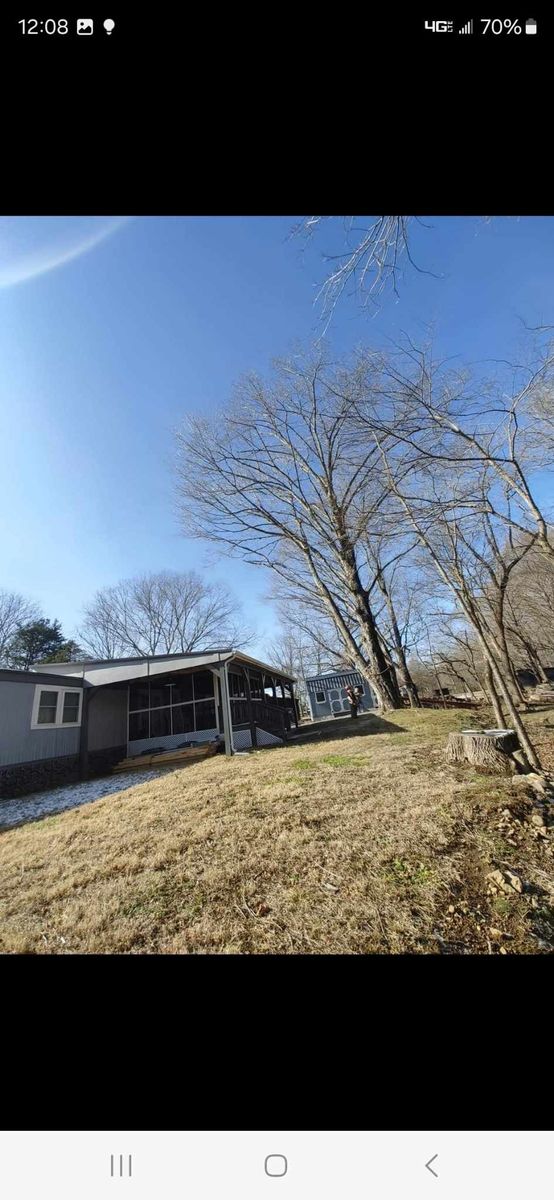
1,707 -> 553,954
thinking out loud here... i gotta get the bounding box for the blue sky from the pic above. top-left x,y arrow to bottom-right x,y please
0,215 -> 553,659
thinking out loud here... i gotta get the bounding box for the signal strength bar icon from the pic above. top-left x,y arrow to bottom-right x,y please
458,18 -> 473,32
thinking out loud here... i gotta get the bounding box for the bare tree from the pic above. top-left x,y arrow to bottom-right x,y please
504,537 -> 554,681
0,590 -> 40,666
79,570 -> 252,659
176,350 -> 404,708
357,333 -> 554,557
265,618 -> 336,715
358,344 -> 545,766
290,217 -> 514,331
291,217 -> 442,328
362,533 -> 422,705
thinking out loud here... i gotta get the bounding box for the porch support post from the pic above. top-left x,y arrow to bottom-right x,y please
243,666 -> 258,748
288,681 -> 300,728
272,677 -> 277,702
216,662 -> 234,756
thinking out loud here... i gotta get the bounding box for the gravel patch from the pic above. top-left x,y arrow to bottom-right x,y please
0,768 -> 171,830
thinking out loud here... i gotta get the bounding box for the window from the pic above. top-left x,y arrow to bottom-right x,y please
315,691 -> 326,703
37,690 -> 58,724
62,692 -> 80,723
32,685 -> 82,729
149,683 -> 170,709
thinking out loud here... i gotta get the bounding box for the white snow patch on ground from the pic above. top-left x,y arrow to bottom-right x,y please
0,768 -> 171,831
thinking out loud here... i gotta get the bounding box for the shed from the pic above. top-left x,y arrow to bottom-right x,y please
305,670 -> 376,720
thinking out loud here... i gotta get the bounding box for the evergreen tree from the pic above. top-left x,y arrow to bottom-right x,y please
42,639 -> 83,664
8,619 -> 66,669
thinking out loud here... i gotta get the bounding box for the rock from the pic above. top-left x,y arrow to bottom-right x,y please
489,927 -> 503,938
531,813 -> 546,827
511,775 -> 534,789
486,868 -> 523,894
448,904 -> 455,913
499,946 -> 508,954
525,773 -> 548,794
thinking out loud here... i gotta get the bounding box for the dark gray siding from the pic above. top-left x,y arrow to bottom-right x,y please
306,673 -> 374,720
88,689 -> 128,751
0,679 -> 80,766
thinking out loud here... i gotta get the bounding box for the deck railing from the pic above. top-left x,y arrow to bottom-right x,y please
230,697 -> 292,737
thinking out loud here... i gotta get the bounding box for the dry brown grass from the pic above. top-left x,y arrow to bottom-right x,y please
1,708 -> 553,954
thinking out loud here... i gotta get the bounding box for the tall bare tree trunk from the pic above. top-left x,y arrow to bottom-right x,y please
481,644 -> 541,769
483,660 -> 506,728
383,593 -> 421,707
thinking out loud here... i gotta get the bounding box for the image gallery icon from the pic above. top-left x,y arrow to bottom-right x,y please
76,18 -> 94,33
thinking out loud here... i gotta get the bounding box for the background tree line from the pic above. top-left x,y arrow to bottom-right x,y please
0,570 -> 252,669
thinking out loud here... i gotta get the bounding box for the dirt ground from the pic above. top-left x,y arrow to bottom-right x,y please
0,706 -> 553,954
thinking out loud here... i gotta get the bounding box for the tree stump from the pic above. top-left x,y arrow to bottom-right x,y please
446,729 -> 520,773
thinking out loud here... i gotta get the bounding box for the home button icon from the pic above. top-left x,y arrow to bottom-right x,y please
265,1155 -> 288,1177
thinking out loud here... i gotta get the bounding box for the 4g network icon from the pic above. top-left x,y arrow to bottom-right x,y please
424,20 -> 454,31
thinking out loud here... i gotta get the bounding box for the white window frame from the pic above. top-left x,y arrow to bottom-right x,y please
31,685 -> 83,730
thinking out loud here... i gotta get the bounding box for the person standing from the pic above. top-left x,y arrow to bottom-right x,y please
346,684 -> 359,718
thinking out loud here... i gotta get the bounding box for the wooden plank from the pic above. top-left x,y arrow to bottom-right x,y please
113,743 -> 219,771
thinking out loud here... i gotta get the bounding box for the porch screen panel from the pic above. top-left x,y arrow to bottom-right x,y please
193,670 -> 214,700
172,703 -> 195,735
129,683 -> 149,712
127,668 -> 217,741
129,710 -> 149,740
195,699 -> 216,730
151,707 -> 171,738
229,672 -> 246,699
172,676 -> 193,704
249,673 -> 263,700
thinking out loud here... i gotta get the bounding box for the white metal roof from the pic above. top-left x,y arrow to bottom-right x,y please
37,649 -> 295,687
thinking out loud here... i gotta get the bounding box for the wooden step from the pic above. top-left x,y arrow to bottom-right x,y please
113,742 -> 220,771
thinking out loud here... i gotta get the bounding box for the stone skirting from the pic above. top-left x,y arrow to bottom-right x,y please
87,746 -> 127,777
0,745 -> 127,800
0,754 -> 80,799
